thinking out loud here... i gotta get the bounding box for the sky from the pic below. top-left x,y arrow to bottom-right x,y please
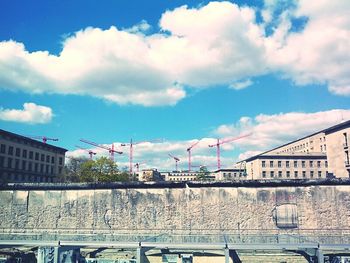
0,0 -> 349,172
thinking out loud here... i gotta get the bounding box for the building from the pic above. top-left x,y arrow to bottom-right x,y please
0,129 -> 67,183
237,120 -> 350,180
211,168 -> 246,180
161,171 -> 214,182
136,168 -> 163,181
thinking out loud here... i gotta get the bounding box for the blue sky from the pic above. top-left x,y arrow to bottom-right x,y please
0,0 -> 349,171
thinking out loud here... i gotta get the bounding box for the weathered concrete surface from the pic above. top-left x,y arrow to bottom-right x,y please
1,182 -> 350,235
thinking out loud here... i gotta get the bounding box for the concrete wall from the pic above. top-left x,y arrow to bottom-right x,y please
1,184 -> 350,235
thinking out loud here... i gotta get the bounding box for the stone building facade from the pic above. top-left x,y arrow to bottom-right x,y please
237,120 -> 350,179
0,129 -> 67,183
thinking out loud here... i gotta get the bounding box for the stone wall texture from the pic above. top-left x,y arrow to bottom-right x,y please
1,185 -> 350,235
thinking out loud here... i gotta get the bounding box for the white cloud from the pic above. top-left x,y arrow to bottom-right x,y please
229,79 -> 253,90
0,1 -> 349,106
0,102 -> 53,124
265,0 -> 350,96
214,109 -> 350,159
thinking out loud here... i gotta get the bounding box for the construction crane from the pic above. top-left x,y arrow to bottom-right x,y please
121,139 -> 162,174
208,133 -> 252,170
168,154 -> 180,172
186,139 -> 201,172
75,145 -> 97,159
80,139 -> 122,161
28,136 -> 58,144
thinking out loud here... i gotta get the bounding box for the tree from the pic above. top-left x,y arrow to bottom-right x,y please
197,166 -> 211,181
61,157 -> 89,182
64,156 -> 130,183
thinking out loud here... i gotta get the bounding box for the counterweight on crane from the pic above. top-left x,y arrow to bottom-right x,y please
28,136 -> 58,144
75,145 -> 97,159
121,139 -> 162,174
186,140 -> 201,172
208,133 -> 252,170
80,139 -> 122,161
168,154 -> 180,172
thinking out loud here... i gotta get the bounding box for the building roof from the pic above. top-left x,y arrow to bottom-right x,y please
0,129 -> 68,153
237,120 -> 350,163
324,119 -> 350,134
212,168 -> 244,173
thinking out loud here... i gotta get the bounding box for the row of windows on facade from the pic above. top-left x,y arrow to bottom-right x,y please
0,144 -> 63,165
1,172 -> 54,183
169,177 -> 197,181
262,170 -> 325,178
223,172 -> 246,177
0,156 -> 62,174
279,137 -> 327,154
261,160 -> 327,168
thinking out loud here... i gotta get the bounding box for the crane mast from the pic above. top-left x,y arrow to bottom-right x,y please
168,154 -> 180,172
208,133 -> 252,170
186,140 -> 200,172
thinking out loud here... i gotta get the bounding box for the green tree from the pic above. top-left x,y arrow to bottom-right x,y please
197,166 -> 210,181
61,157 -> 89,182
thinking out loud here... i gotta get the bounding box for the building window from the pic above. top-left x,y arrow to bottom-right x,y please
325,161 -> 328,168
22,149 -> 27,158
7,157 -> 13,168
51,156 -> 55,164
41,154 -> 45,162
310,171 -> 314,178
0,144 -> 5,153
324,144 -> 327,151
318,171 -> 322,178
35,153 -> 39,161
302,171 -> 306,178
59,157 -> 63,165
294,171 -> 298,178
262,171 -> 266,178
278,161 -> 281,168
294,161 -> 298,168
34,163 -> 38,172
270,161 -> 274,168
286,161 -> 290,168
28,162 -> 32,171
29,151 -> 33,159
8,146 -> 13,155
302,161 -> 306,168
320,145 -> 323,151
317,161 -> 321,168
46,155 -> 50,163
15,148 -> 20,157
22,160 -> 26,170
262,161 -> 266,167
344,132 -> 348,147
309,161 -> 313,167
0,156 -> 4,167
286,171 -> 290,178
270,171 -> 274,177
278,171 -> 282,177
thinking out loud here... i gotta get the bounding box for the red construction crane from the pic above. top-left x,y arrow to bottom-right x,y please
168,154 -> 180,172
80,139 -> 122,161
121,139 -> 162,174
208,133 -> 252,170
28,136 -> 58,144
75,145 -> 97,159
186,139 -> 201,172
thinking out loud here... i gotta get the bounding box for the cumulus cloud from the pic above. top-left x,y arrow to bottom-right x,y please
264,0 -> 350,96
0,102 -> 53,124
0,1 -> 349,106
214,109 -> 350,160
